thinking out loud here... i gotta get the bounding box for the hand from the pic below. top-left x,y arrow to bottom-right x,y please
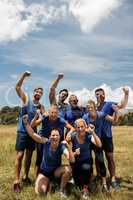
22,115 -> 29,125
58,73 -> 64,80
112,104 -> 119,112
23,71 -> 31,78
123,86 -> 129,95
86,124 -> 95,133
75,148 -> 80,156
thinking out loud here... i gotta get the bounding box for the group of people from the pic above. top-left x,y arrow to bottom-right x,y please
13,71 -> 129,198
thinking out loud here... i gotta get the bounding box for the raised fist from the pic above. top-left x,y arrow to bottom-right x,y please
75,148 -> 80,156
123,86 -> 129,95
23,71 -> 31,77
58,73 -> 64,80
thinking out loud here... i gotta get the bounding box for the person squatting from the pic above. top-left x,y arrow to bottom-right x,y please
13,71 -> 129,199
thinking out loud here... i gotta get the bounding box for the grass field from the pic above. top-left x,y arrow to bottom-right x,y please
0,125 -> 133,200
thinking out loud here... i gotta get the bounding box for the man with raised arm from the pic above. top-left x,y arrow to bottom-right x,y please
13,71 -> 44,193
95,86 -> 129,189
49,73 -> 69,117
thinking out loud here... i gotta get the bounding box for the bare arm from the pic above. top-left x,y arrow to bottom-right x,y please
64,122 -> 75,140
105,104 -> 119,122
49,73 -> 64,105
23,115 -> 48,144
117,86 -> 129,109
15,71 -> 31,104
30,110 -> 42,128
89,126 -> 102,147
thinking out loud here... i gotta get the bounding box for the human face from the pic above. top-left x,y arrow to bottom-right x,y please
49,106 -> 58,121
33,89 -> 43,101
95,90 -> 105,104
86,102 -> 96,113
69,95 -> 78,108
59,91 -> 68,102
76,120 -> 86,135
50,130 -> 60,145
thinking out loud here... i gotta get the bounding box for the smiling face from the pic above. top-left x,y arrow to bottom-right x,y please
48,105 -> 58,121
50,129 -> 60,145
95,89 -> 105,104
33,88 -> 43,101
75,118 -> 86,136
86,100 -> 96,115
59,89 -> 68,102
69,95 -> 78,108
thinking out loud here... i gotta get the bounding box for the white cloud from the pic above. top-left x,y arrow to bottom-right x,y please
69,0 -> 121,32
69,84 -> 133,110
0,0 -> 66,42
0,0 -> 122,42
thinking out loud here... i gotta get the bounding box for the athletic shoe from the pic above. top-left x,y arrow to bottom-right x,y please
82,185 -> 89,199
111,181 -> 120,190
101,184 -> 108,193
22,177 -> 32,184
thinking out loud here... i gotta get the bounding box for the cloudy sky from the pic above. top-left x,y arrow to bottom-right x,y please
0,0 -> 133,109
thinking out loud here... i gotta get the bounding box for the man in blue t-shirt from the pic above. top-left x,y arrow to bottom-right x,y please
13,71 -> 44,193
95,87 -> 129,189
23,115 -> 71,198
64,94 -> 86,126
49,73 -> 69,117
31,105 -> 74,176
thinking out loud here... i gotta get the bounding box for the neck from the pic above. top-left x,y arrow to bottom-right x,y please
32,96 -> 39,104
51,142 -> 59,151
89,112 -> 96,120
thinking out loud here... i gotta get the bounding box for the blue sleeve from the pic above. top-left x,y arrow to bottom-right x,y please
97,111 -> 106,118
60,144 -> 66,154
103,102 -> 117,115
60,117 -> 67,126
83,114 -> 88,123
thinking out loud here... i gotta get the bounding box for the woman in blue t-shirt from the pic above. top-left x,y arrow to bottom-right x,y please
66,118 -> 102,198
22,115 -> 71,197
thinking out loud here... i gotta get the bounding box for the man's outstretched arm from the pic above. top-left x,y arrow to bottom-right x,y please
49,73 -> 64,105
15,71 -> 31,104
117,86 -> 129,109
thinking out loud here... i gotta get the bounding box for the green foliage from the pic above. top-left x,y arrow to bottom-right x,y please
0,106 -> 20,125
117,112 -> 133,126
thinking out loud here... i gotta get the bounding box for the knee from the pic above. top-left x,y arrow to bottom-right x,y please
16,152 -> 24,162
64,166 -> 72,176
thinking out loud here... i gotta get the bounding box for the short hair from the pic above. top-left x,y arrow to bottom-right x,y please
95,88 -> 105,94
34,86 -> 43,92
87,99 -> 96,108
74,118 -> 87,128
59,89 -> 68,97
69,94 -> 78,102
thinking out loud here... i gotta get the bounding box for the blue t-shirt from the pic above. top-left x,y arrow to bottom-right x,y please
98,101 -> 117,138
17,97 -> 39,135
40,140 -> 65,172
64,105 -> 86,126
71,132 -> 92,162
83,111 -> 106,138
39,115 -> 66,141
57,102 -> 68,118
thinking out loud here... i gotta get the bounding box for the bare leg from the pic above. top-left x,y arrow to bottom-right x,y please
35,173 -> 49,195
14,151 -> 24,183
54,165 -> 71,192
105,152 -> 116,181
23,149 -> 33,180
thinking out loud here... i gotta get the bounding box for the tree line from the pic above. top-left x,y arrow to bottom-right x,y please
0,106 -> 133,125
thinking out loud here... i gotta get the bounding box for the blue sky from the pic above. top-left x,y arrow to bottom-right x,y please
0,0 -> 133,109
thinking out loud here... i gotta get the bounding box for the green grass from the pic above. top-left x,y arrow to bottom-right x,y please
0,125 -> 133,200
